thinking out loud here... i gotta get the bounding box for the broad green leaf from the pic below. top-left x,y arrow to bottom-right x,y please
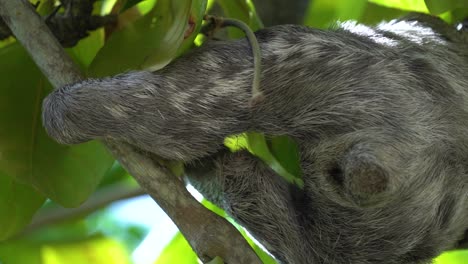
368,0 -> 429,13
32,129 -> 114,207
0,43 -> 114,207
155,232 -> 198,264
0,171 -> 45,241
0,43 -> 45,183
0,240 -> 42,264
425,0 -> 468,14
177,0 -> 209,56
304,0 -> 368,28
89,0 -> 193,76
434,250 -> 468,264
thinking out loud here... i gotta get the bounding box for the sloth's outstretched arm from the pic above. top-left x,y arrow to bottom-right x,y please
42,23 -> 460,162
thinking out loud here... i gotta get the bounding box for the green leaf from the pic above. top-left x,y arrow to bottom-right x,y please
224,133 -> 303,187
67,29 -> 105,70
304,0 -> 368,28
269,135 -> 302,179
89,0 -> 194,76
0,235 -> 130,264
447,8 -> 468,24
32,128 -> 114,207
207,256 -> 224,264
425,0 -> 468,14
0,171 -> 45,241
368,0 -> 429,13
0,240 -> 42,264
122,0 -> 147,12
359,3 -> 406,25
0,43 -> 114,207
434,250 -> 468,264
246,133 -> 303,188
202,199 -> 227,217
176,0 -> 209,56
155,232 -> 198,264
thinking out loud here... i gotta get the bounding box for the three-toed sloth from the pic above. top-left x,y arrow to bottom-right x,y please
43,13 -> 468,264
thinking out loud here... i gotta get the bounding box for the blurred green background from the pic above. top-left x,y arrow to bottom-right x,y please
0,0 -> 468,263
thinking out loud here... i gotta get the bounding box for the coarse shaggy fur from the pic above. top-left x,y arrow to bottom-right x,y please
43,13 -> 468,264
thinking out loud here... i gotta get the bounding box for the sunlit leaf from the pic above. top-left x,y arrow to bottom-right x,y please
202,199 -> 227,217
0,235 -> 129,264
368,0 -> 429,13
434,250 -> 468,264
224,134 -> 248,152
155,232 -> 198,264
42,236 -> 130,264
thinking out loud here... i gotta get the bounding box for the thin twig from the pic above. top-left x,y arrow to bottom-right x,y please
19,184 -> 146,237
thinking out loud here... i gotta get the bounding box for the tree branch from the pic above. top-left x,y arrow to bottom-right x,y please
19,184 -> 146,236
0,1 -> 261,263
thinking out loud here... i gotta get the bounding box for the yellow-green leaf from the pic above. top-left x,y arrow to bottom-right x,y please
434,250 -> 468,264
368,0 -> 429,13
155,232 -> 198,264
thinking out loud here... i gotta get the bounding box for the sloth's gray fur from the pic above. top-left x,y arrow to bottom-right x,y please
42,14 -> 468,263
